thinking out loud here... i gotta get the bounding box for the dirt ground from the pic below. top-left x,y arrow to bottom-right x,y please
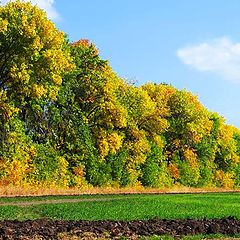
0,217 -> 239,239
0,185 -> 239,198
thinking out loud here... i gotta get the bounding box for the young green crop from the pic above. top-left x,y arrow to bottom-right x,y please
0,193 -> 239,221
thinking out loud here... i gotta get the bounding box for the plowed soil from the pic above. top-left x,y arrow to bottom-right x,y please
0,217 -> 239,239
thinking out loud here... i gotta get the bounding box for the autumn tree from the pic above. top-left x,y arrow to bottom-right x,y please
0,1 -> 73,101
0,1 -> 73,186
49,39 -> 128,186
139,83 -> 174,187
195,112 -> 220,186
0,1 -> 73,141
165,90 -> 213,186
116,82 -> 168,186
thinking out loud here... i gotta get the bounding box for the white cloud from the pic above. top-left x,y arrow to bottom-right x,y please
0,0 -> 59,20
177,37 -> 240,83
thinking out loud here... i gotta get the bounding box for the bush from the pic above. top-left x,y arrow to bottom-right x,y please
31,144 -> 69,186
141,143 -> 173,187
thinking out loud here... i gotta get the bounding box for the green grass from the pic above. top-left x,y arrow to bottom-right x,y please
0,193 -> 240,221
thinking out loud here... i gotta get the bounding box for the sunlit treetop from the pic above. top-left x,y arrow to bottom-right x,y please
167,90 -> 213,145
0,0 -> 74,104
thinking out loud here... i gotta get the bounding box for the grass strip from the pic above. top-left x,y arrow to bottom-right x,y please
0,193 -> 239,221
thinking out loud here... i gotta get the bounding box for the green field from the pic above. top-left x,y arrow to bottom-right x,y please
0,192 -> 239,221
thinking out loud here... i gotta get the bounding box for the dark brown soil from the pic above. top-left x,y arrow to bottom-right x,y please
0,217 -> 239,239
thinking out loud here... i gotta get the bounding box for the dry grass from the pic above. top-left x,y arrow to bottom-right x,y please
0,185 -> 239,197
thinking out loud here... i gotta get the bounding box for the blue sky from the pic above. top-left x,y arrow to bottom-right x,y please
3,0 -> 240,127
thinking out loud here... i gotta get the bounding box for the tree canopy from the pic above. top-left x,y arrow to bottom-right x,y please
0,1 -> 240,189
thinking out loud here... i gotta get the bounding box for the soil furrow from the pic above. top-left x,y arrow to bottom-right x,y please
0,217 -> 239,239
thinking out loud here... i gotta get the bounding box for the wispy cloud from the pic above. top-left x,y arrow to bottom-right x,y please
177,37 -> 240,83
0,0 -> 59,20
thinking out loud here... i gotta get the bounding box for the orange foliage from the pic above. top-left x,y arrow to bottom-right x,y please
168,163 -> 180,179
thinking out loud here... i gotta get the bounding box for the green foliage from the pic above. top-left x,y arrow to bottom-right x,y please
141,143 -> 173,187
0,117 -> 35,185
30,144 -> 66,186
233,163 -> 240,187
179,161 -> 200,187
105,150 -> 129,186
198,159 -> 216,187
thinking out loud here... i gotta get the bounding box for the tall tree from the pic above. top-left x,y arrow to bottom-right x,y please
0,1 -> 73,186
0,1 -> 73,104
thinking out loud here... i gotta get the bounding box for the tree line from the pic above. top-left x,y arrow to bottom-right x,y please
1,1 -> 240,189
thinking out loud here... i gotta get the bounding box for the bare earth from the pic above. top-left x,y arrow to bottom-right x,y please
0,217 -> 240,239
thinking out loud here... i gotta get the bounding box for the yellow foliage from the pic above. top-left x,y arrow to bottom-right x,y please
100,101 -> 127,128
168,90 -> 213,145
0,90 -> 19,120
98,138 -> 109,157
215,170 -> 234,189
0,0 -> 74,101
217,124 -> 240,164
124,128 -> 150,166
107,132 -> 123,154
72,164 -> 87,188
48,86 -> 59,101
184,92 -> 213,143
43,49 -> 73,73
218,124 -> 235,143
172,139 -> 181,149
119,83 -> 155,124
52,74 -> 62,86
32,84 -> 47,98
10,63 -> 30,83
130,128 -> 145,139
97,75 -> 128,129
0,18 -> 8,33
0,158 -> 32,186
183,148 -> 198,168
137,83 -> 173,138
126,166 -> 142,186
73,176 -> 87,188
132,153 -> 148,165
58,157 -> 68,176
187,115 -> 213,143
152,134 -> 165,148
7,160 -> 28,185
32,36 -> 43,50
98,131 -> 123,157
142,83 -> 175,118
132,138 -> 151,157
57,157 -> 69,187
